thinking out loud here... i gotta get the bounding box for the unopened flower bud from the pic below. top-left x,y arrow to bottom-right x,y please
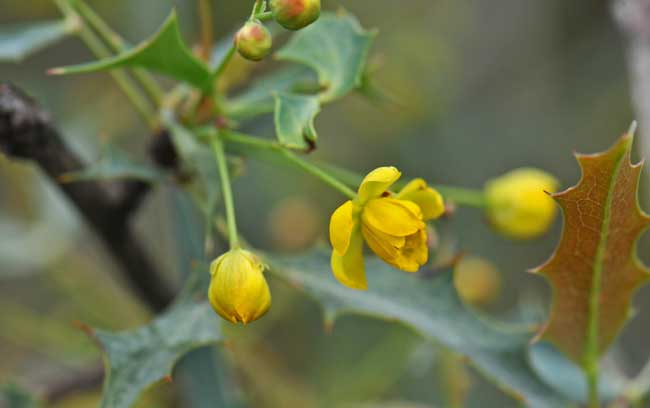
235,20 -> 272,61
485,168 -> 559,239
270,0 -> 321,30
454,256 -> 501,307
208,249 -> 271,324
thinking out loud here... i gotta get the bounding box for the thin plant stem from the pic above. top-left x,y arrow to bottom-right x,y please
53,0 -> 158,128
213,46 -> 237,79
220,131 -> 488,205
198,0 -> 214,61
210,133 -> 240,249
74,0 -> 165,105
280,150 -> 357,199
256,11 -> 273,21
251,0 -> 266,19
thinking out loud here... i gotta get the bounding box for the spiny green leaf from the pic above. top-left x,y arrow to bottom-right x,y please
274,92 -> 320,150
276,12 -> 375,102
533,131 -> 650,364
0,20 -> 74,62
94,301 -> 221,408
266,250 -> 570,408
49,11 -> 213,91
60,146 -> 164,183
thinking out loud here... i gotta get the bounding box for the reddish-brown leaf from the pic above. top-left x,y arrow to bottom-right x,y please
533,130 -> 650,365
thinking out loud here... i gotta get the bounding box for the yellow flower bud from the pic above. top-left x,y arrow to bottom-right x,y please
270,0 -> 321,30
208,249 -> 271,324
485,168 -> 559,239
235,20 -> 272,61
453,256 -> 501,307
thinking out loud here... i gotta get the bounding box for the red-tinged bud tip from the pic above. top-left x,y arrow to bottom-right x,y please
234,20 -> 272,61
270,0 -> 321,30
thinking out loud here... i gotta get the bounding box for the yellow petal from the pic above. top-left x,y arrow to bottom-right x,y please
362,198 -> 424,237
331,229 -> 367,290
376,229 -> 428,272
396,179 -> 445,221
361,222 -> 405,262
329,200 -> 355,255
357,166 -> 401,203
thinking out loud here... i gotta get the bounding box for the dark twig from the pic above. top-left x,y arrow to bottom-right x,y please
0,83 -> 175,311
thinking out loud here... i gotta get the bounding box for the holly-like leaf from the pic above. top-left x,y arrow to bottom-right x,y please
49,11 -> 213,92
59,146 -> 164,183
94,300 -> 221,408
276,12 -> 375,102
0,20 -> 74,62
267,250 -> 570,408
533,130 -> 650,364
273,93 -> 320,150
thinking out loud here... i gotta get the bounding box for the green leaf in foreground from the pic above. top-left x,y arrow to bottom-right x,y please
274,92 -> 321,150
93,301 -> 221,408
276,12 -> 375,102
0,20 -> 75,62
59,146 -> 164,183
49,11 -> 213,92
267,250 -> 569,408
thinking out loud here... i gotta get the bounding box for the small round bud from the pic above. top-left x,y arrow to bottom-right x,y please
208,249 -> 271,324
485,168 -> 559,240
454,256 -> 501,307
235,20 -> 272,61
270,0 -> 321,30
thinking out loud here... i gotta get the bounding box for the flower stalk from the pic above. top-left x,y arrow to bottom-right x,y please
211,132 -> 240,249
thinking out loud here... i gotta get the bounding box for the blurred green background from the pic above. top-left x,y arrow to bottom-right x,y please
0,1 -> 646,407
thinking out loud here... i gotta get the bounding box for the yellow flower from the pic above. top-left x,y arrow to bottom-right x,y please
485,168 -> 559,239
329,167 -> 444,290
208,248 -> 271,324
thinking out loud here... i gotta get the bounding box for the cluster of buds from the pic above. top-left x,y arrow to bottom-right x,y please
235,0 -> 321,61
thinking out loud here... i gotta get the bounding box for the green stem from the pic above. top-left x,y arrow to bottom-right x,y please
434,185 -> 486,208
220,131 -> 489,206
213,46 -> 237,79
53,0 -> 158,128
210,133 -> 240,248
255,11 -> 273,21
281,151 -> 357,199
198,0 -> 214,61
251,0 -> 266,19
220,131 -> 355,198
74,0 -> 164,105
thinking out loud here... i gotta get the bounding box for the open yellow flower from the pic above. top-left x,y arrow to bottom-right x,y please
329,167 -> 444,289
208,248 -> 271,324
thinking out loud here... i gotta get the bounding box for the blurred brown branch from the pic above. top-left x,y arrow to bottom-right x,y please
0,83 -> 175,311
